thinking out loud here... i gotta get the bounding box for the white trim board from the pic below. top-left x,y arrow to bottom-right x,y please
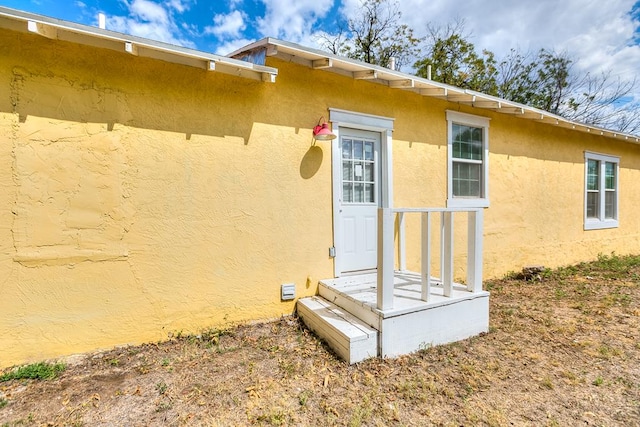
329,109 -> 394,277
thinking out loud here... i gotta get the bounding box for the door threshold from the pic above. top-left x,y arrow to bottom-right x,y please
339,268 -> 377,277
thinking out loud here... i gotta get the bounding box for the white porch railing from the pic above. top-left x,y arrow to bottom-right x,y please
376,207 -> 484,311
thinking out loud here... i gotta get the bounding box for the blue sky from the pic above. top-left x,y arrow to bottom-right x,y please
2,0 -> 640,99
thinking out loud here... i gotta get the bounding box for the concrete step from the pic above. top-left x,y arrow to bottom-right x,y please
297,296 -> 378,364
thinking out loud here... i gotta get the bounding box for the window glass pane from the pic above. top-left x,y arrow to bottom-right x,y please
453,140 -> 467,159
459,163 -> 469,179
605,162 -> 616,189
453,162 -> 481,197
365,163 -> 374,182
354,183 -> 364,203
459,179 -> 470,196
472,127 -> 483,142
452,124 -> 482,161
364,141 -> 374,160
453,140 -> 461,158
471,140 -> 482,160
586,192 -> 599,218
342,161 -> 352,181
353,161 -> 364,181
469,180 -> 480,197
342,139 -> 352,159
342,137 -> 377,204
365,183 -> 375,203
587,159 -> 599,190
342,182 -> 353,203
605,191 -> 615,219
452,124 -> 463,143
354,140 -> 363,160
585,156 -> 618,225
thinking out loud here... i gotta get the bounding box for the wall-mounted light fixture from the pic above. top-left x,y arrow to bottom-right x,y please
312,117 -> 336,141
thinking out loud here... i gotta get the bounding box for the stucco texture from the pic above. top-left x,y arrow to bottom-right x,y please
2,27 -> 640,367
0,30 -> 333,367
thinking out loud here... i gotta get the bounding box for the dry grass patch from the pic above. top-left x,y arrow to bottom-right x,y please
1,253 -> 639,426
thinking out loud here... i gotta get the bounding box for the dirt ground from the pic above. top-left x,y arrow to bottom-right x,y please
1,255 -> 639,426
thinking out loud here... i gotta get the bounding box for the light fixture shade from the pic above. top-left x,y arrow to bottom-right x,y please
313,122 -> 337,140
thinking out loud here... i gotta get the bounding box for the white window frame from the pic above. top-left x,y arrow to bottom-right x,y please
446,110 -> 490,208
584,151 -> 619,230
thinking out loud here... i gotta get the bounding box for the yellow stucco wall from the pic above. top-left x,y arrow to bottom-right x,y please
483,116 -> 640,274
0,30 -> 337,367
2,27 -> 639,367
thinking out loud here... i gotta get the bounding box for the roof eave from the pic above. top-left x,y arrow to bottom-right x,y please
230,38 -> 639,143
0,7 -> 277,83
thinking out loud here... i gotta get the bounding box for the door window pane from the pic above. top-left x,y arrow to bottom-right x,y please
354,183 -> 364,203
343,182 -> 353,203
365,184 -> 375,203
341,136 -> 376,204
365,163 -> 374,182
354,140 -> 363,160
364,141 -> 374,160
354,161 -> 364,181
342,139 -> 352,159
342,161 -> 353,181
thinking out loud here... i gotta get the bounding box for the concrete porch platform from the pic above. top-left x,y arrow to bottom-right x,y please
298,271 -> 489,363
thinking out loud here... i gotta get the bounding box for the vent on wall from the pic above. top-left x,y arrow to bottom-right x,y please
281,283 -> 295,301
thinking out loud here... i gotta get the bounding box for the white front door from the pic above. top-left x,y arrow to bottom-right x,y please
337,128 -> 381,273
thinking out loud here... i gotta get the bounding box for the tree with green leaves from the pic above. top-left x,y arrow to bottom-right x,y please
414,25 -> 639,134
323,4 -> 639,133
414,22 -> 498,94
503,49 -> 573,115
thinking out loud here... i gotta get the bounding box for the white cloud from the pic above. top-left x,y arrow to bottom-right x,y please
214,37 -> 257,56
206,10 -> 247,38
129,0 -> 169,25
95,0 -> 639,104
391,0 -> 640,98
256,0 -> 334,43
165,0 -> 191,13
107,0 -> 195,48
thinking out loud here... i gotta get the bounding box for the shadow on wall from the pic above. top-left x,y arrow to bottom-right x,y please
299,145 -> 323,179
9,65 -> 262,144
3,31 -> 320,146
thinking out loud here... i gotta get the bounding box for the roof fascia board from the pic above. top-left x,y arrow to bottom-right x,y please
0,7 -> 277,82
233,37 -> 639,143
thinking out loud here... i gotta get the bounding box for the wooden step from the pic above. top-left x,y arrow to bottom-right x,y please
297,296 -> 378,364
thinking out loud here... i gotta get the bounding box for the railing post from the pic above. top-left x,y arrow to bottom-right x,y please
420,212 -> 431,302
440,212 -> 444,287
377,208 -> 395,310
442,211 -> 453,297
398,212 -> 406,272
466,209 -> 484,293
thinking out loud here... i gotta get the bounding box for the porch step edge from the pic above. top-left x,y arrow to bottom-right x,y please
297,296 -> 378,364
317,281 -> 381,330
